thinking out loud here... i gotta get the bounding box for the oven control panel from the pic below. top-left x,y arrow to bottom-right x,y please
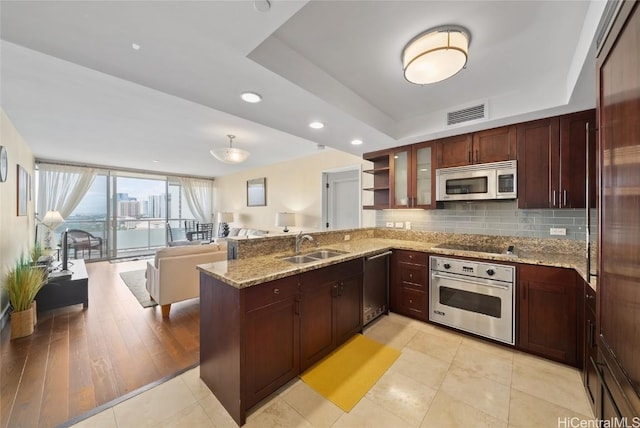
431,256 -> 514,283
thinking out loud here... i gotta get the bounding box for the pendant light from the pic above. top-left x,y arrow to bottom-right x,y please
210,134 -> 250,164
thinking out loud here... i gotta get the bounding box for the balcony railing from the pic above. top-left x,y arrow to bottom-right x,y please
55,218 -> 195,261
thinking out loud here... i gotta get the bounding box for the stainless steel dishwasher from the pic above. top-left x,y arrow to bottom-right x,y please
363,251 -> 392,326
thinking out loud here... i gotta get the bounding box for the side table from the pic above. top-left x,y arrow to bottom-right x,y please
36,259 -> 89,311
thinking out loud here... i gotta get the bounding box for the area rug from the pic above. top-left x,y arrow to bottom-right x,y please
300,334 -> 400,412
119,269 -> 157,308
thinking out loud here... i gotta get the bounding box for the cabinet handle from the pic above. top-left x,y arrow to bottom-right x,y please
552,190 -> 557,207
409,299 -> 413,304
563,190 -> 567,207
588,319 -> 595,348
409,273 -> 413,278
273,288 -> 280,295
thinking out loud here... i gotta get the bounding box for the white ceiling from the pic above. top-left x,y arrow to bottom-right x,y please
0,0 -> 606,178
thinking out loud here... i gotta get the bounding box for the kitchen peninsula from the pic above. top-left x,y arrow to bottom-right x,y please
197,228 -> 593,425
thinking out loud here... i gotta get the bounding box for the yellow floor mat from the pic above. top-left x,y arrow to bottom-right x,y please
299,334 -> 401,412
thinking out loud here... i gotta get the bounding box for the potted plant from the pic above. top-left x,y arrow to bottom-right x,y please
3,254 -> 47,339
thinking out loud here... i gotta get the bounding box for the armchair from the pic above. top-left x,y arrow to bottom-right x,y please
66,229 -> 103,259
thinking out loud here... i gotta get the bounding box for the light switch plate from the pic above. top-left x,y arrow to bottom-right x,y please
395,222 -> 404,228
550,227 -> 566,236
405,221 -> 411,230
386,222 -> 394,227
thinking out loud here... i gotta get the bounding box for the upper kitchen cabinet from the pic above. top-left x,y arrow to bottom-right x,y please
517,110 -> 596,209
435,126 -> 516,168
362,150 -> 391,209
363,141 -> 437,209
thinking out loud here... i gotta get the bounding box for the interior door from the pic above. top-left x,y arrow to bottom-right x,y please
323,169 -> 360,229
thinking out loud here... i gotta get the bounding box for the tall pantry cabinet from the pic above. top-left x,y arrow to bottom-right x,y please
596,0 -> 640,421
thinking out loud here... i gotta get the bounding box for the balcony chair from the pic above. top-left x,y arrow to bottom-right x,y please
66,229 -> 103,259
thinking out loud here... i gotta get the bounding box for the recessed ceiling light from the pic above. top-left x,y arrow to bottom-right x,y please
351,139 -> 363,145
241,92 -> 262,103
253,0 -> 271,13
152,160 -> 160,163
309,121 -> 325,129
131,43 -> 141,50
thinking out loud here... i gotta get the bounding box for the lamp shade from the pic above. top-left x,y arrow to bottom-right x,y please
276,212 -> 295,232
218,212 -> 234,223
403,26 -> 469,85
42,210 -> 64,228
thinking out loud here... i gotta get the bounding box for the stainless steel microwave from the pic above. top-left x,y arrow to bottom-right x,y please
436,160 -> 517,201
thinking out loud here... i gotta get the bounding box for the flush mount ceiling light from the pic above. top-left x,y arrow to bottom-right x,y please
309,121 -> 325,129
210,134 -> 250,164
402,26 -> 470,85
351,139 -> 363,145
241,92 -> 262,103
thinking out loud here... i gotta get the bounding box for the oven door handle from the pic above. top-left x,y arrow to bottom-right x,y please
431,272 -> 510,290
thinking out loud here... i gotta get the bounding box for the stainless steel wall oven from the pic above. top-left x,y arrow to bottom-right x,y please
429,256 -> 515,345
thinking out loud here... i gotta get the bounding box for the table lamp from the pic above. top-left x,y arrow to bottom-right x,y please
41,210 -> 64,249
276,212 -> 295,233
218,212 -> 234,237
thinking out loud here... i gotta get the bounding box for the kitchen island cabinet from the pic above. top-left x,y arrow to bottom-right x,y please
517,264 -> 579,367
199,258 -> 363,426
299,258 -> 363,371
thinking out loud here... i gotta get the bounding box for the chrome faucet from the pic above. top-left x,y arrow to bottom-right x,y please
295,231 -> 315,254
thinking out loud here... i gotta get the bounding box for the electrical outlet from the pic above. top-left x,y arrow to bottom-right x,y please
405,221 -> 411,230
344,234 -> 351,241
386,222 -> 394,227
550,227 -> 566,236
395,222 -> 404,228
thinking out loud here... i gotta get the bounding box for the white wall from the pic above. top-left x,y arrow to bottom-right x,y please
214,148 -> 375,233
0,110 -> 36,322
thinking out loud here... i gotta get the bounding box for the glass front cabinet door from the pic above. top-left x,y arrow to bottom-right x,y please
391,142 -> 436,209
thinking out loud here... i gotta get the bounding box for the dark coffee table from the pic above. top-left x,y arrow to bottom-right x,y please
36,259 -> 88,311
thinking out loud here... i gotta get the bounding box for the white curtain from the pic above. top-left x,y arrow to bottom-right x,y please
178,177 -> 213,224
37,163 -> 97,219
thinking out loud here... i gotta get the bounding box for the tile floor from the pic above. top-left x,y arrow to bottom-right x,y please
70,313 -> 595,428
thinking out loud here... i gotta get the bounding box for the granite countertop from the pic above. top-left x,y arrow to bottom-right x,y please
197,237 -> 596,291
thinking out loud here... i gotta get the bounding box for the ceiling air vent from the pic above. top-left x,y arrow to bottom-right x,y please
447,103 -> 487,126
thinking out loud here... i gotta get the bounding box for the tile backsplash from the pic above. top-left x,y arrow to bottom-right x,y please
376,200 -> 595,241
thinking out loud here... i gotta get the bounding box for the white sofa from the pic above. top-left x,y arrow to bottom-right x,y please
145,242 -> 227,317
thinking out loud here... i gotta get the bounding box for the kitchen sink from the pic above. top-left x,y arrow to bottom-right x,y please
280,249 -> 349,264
280,255 -> 319,264
304,249 -> 348,259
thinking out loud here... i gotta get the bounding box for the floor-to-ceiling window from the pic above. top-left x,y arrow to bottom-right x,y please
38,164 -> 205,261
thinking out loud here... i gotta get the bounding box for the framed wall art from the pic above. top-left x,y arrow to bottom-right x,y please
17,165 -> 28,216
247,177 -> 266,207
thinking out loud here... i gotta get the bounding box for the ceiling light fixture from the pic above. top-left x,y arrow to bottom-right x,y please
351,139 -> 363,145
241,92 -> 262,103
210,134 -> 250,164
309,121 -> 325,129
253,0 -> 271,13
402,26 -> 470,85
131,43 -> 141,50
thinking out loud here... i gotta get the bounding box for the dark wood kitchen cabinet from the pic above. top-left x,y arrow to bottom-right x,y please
363,142 -> 436,209
517,264 -> 579,367
435,125 -> 516,168
362,150 -> 391,209
244,275 -> 300,409
390,250 -> 428,321
596,0 -> 640,420
299,258 -> 363,371
582,281 -> 597,414
517,110 -> 595,209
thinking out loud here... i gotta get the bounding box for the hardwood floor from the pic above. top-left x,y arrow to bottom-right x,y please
0,260 -> 200,428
